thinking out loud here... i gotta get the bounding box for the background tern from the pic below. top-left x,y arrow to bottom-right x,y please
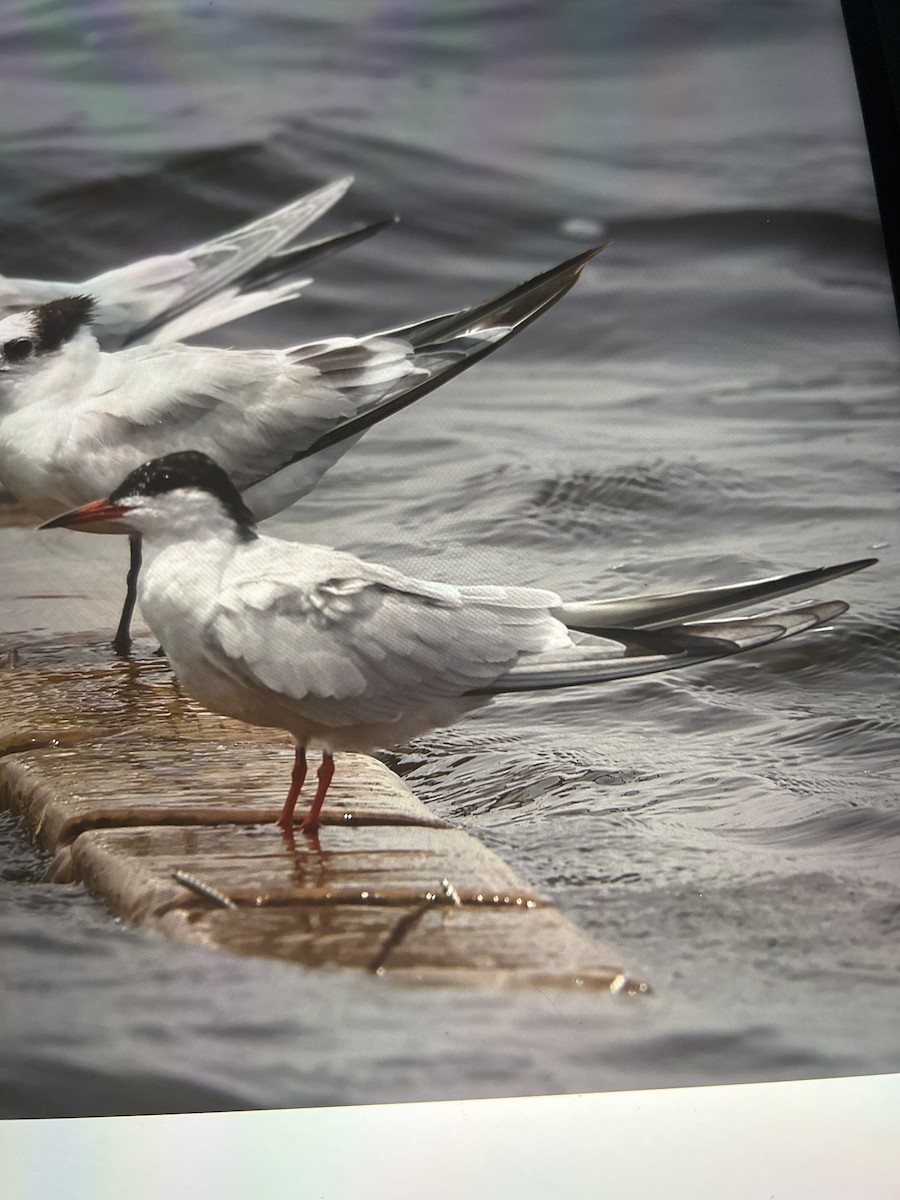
42,450 -> 876,839
0,176 -> 391,349
0,245 -> 604,654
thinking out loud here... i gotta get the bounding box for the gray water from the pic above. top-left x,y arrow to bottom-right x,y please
1,0 -> 898,1118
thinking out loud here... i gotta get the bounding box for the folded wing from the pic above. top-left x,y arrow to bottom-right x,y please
556,558 -> 876,631
478,600 -> 849,694
207,550 -> 567,728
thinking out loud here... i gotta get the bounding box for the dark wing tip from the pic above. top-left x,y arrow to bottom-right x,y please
277,246 -> 606,472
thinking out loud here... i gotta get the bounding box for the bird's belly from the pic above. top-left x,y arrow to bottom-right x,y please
165,639 -> 485,755
162,633 -> 303,735
184,665 -> 286,729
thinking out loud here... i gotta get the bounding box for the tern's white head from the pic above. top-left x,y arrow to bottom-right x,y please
40,450 -> 259,544
0,295 -> 96,375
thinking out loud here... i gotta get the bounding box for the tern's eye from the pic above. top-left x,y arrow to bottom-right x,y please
2,337 -> 34,363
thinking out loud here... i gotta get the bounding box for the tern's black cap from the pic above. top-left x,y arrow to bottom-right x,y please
109,451 -> 258,538
33,295 -> 96,353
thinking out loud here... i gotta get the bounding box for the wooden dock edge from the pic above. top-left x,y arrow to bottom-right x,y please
0,633 -> 648,993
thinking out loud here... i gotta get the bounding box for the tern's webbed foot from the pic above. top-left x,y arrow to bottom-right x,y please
112,632 -> 133,658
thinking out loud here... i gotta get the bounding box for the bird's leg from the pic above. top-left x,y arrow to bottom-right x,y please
112,535 -> 142,657
278,745 -> 308,831
300,751 -> 335,837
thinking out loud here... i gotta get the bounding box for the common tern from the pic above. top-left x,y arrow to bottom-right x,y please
0,176 -> 388,349
0,245 -> 604,653
42,450 -> 875,838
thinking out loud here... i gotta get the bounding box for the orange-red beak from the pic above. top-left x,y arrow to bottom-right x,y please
39,498 -> 133,530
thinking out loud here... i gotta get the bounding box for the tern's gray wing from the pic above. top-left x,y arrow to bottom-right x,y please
125,215 -> 395,347
0,178 -> 355,347
283,244 -> 607,464
234,216 -> 397,294
241,245 -> 607,518
476,600 -> 850,694
62,338 -> 416,499
38,246 -> 603,515
208,550 -> 566,728
556,559 -> 876,631
93,177 -> 355,347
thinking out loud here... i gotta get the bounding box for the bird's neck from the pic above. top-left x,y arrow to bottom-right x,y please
142,511 -> 256,563
140,520 -> 255,615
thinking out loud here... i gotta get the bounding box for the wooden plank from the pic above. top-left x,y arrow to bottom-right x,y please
158,907 -> 634,989
64,823 -> 540,916
1,742 -> 448,850
0,635 -> 271,755
0,632 -> 646,992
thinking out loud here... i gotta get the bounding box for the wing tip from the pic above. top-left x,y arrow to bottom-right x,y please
833,555 -> 878,572
569,240 -> 611,271
805,556 -> 878,588
807,598 -> 851,623
537,241 -> 610,289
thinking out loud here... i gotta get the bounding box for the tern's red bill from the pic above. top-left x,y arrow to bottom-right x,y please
39,499 -> 133,529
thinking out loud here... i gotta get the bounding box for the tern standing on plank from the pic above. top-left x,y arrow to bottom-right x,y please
0,176 -> 390,348
0,246 -> 604,654
42,450 -> 875,838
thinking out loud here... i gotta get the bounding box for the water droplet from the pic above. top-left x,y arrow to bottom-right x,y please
559,216 -> 606,241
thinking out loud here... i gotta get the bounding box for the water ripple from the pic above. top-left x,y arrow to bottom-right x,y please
731,806 -> 900,850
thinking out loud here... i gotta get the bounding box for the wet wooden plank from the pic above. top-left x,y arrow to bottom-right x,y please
159,907 -> 633,989
0,632 -> 646,992
0,636 -> 272,755
1,741 -> 448,850
62,825 -> 629,987
64,823 -> 539,917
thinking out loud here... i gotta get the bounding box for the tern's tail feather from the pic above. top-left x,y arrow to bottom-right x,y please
474,600 -> 849,695
555,558 -> 876,632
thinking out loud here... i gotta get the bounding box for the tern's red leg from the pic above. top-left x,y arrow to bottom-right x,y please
278,745 -> 308,831
300,751 -> 335,837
